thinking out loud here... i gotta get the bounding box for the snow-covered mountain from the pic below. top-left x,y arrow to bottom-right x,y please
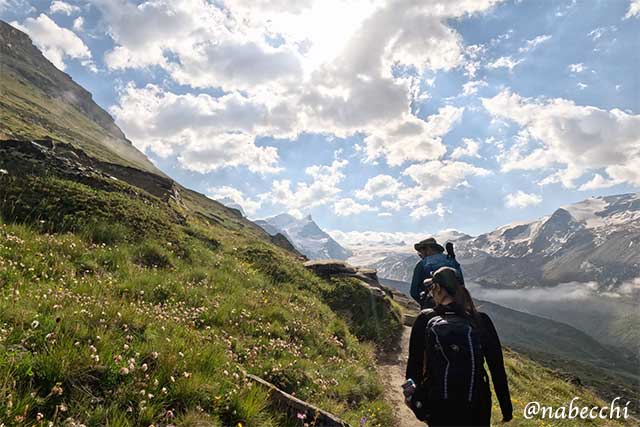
255,213 -> 352,260
372,193 -> 640,291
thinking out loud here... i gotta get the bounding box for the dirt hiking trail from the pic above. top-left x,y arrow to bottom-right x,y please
377,324 -> 425,427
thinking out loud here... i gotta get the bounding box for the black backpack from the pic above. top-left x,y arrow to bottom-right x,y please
409,309 -> 483,420
427,310 -> 484,402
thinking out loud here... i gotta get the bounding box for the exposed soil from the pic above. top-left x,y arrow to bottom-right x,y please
377,325 -> 425,427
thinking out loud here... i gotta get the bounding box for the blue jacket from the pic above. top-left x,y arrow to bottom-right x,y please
409,253 -> 465,302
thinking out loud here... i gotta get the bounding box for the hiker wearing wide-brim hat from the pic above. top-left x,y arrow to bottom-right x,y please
414,237 -> 445,253
410,237 -> 465,308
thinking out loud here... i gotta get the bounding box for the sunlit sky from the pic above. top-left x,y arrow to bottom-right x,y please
2,0 -> 639,243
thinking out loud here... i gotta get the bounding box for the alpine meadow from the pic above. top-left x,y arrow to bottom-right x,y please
1,1 -> 639,427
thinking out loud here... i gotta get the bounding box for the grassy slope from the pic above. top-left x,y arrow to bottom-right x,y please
496,348 -> 636,427
0,21 -> 161,175
0,174 -> 404,426
0,176 -> 636,427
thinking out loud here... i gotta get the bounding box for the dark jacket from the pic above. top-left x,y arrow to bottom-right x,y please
405,303 -> 512,426
410,254 -> 465,305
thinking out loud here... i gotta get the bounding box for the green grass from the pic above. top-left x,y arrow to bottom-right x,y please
0,167 -> 636,427
496,348 -> 637,426
0,175 -> 400,426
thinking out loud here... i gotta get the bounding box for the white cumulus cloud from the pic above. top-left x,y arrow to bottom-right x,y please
451,138 -> 481,159
505,191 -> 542,208
265,159 -> 348,212
109,83 -> 294,173
207,186 -> 262,216
11,14 -> 91,71
49,1 -> 80,15
96,0 -> 506,175
355,175 -> 403,201
487,56 -> 522,71
624,0 -> 640,18
482,89 -> 640,187
333,198 -> 377,216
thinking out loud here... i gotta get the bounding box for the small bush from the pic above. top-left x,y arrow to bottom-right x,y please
322,278 -> 403,352
133,241 -> 173,269
237,245 -> 296,283
83,222 -> 129,245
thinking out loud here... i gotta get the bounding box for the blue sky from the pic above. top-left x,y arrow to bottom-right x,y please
2,0 -> 639,241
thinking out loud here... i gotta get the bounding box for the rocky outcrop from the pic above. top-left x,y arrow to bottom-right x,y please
304,259 -> 379,287
0,139 -> 177,201
271,232 -> 307,259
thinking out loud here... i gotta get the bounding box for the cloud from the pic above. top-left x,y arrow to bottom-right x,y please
568,63 -> 585,73
355,175 -> 403,200
487,56 -> 522,71
518,34 -> 551,53
624,0 -> 640,18
461,80 -> 488,96
207,186 -> 261,216
176,134 -> 280,174
410,202 -> 447,219
327,229 -> 426,249
578,174 -> 622,191
482,89 -> 640,187
333,198 -> 377,216
451,138 -> 481,159
72,16 -> 84,31
363,106 -> 464,166
504,190 -> 542,208
403,160 -> 491,200
96,0 -> 505,173
109,83 -> 295,173
11,14 -> 91,70
265,159 -> 348,212
49,1 -> 80,15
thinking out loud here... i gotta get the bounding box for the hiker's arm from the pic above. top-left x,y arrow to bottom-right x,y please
405,313 -> 427,383
409,261 -> 425,302
481,313 -> 513,421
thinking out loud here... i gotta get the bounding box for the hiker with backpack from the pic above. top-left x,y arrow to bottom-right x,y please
403,267 -> 513,426
410,238 -> 465,309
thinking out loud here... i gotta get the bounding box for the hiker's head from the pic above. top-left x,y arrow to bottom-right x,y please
426,267 -> 479,318
425,267 -> 459,305
414,238 -> 444,258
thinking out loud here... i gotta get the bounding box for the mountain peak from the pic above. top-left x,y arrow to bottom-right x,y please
257,212 -> 352,260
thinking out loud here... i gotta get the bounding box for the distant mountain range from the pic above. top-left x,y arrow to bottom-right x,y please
254,213 -> 352,260
372,193 -> 640,291
371,194 -> 640,355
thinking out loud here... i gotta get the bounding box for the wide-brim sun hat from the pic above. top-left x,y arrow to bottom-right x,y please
414,237 -> 444,253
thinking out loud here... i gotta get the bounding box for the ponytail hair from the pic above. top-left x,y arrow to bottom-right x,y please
432,267 -> 481,326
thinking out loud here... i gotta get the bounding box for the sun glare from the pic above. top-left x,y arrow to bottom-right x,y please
265,0 -> 381,74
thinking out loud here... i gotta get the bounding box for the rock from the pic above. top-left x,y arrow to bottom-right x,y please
304,259 -> 380,287
270,233 -> 306,259
245,372 -> 351,427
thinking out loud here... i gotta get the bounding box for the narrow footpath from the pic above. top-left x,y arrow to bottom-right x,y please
377,325 -> 425,427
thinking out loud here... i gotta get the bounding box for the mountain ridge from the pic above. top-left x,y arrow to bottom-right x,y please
372,192 -> 640,290
255,213 -> 352,260
0,19 -> 163,176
